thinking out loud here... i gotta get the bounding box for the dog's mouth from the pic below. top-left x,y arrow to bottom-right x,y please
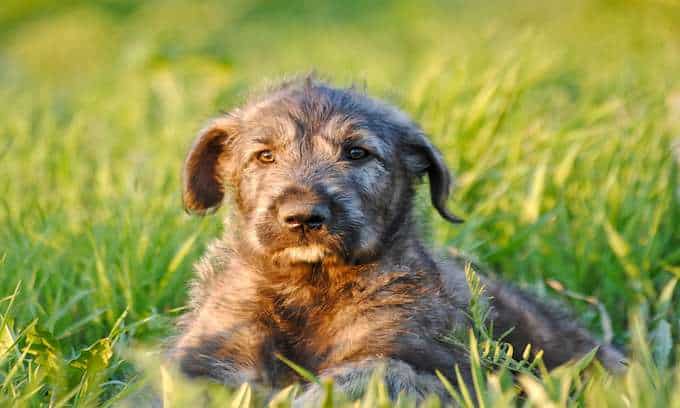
253,210 -> 358,265
271,244 -> 333,264
266,232 -> 350,265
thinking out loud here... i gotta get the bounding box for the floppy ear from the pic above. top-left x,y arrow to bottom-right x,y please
402,127 -> 464,224
182,117 -> 235,214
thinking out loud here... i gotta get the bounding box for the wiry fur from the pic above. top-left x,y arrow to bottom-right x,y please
169,77 -> 625,405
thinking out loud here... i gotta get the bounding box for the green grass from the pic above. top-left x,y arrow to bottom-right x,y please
1,0 -> 679,406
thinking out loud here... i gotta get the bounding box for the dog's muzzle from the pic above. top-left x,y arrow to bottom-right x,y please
275,186 -> 332,233
278,200 -> 331,232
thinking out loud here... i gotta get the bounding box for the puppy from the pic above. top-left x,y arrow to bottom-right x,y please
168,77 -> 625,404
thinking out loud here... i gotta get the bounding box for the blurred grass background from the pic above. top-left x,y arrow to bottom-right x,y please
0,0 -> 679,405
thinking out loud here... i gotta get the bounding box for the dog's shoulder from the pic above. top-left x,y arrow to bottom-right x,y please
377,239 -> 472,307
432,250 -> 472,308
186,236 -> 258,308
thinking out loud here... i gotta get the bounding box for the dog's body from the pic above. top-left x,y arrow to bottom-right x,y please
169,78 -> 624,403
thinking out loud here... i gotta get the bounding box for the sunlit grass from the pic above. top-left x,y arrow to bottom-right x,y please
1,0 -> 679,406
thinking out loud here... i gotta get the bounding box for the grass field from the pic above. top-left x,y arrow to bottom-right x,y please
1,0 -> 679,406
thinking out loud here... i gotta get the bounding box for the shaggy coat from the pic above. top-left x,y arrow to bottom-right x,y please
169,78 -> 625,404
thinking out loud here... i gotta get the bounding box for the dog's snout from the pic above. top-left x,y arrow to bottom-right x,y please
278,200 -> 330,231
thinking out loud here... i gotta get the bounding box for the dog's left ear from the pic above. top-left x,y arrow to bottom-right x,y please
402,126 -> 463,224
182,117 -> 236,214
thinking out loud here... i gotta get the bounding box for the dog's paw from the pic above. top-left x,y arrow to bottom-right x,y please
291,384 -> 326,408
597,344 -> 628,374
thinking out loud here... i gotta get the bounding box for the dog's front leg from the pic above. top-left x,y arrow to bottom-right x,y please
293,358 -> 448,407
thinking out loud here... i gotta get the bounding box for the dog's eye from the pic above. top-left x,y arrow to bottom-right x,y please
347,147 -> 369,161
256,150 -> 275,164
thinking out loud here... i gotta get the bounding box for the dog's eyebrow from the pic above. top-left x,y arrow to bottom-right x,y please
340,133 -> 365,143
249,125 -> 288,146
252,135 -> 275,145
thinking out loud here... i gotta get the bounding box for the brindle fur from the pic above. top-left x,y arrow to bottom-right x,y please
169,77 -> 625,404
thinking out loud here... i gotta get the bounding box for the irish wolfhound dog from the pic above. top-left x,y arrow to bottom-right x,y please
169,77 -> 625,404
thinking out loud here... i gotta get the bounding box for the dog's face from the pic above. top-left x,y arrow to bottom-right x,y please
182,80 -> 460,266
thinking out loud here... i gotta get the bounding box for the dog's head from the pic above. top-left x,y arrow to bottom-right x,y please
182,78 -> 461,265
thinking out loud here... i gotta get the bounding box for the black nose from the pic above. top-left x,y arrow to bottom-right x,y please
278,201 -> 330,231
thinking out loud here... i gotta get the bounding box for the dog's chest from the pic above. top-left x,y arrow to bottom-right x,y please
263,271 -> 444,371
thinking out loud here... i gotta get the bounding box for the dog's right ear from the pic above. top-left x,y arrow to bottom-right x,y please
182,117 -> 235,214
400,124 -> 464,224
